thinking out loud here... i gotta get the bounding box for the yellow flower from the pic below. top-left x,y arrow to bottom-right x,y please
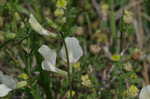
18,73 -> 29,80
56,0 -> 67,9
66,90 -> 75,98
126,85 -> 139,97
111,54 -> 121,61
81,74 -> 92,87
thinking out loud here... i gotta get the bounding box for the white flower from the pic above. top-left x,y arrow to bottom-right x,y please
60,37 -> 83,64
139,85 -> 150,99
0,71 -> 16,97
0,84 -> 12,97
29,14 -> 57,37
38,45 -> 67,75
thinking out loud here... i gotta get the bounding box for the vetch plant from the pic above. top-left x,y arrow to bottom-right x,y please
38,45 -> 68,76
30,12 -> 83,97
38,37 -> 83,74
38,36 -> 83,98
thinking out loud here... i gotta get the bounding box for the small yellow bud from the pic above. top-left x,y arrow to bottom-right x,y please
66,90 -> 75,98
72,62 -> 81,71
111,54 -> 121,61
18,73 -> 29,80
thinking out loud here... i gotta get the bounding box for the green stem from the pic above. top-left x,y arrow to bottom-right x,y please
85,12 -> 92,34
60,32 -> 72,99
38,71 -> 52,99
27,36 -> 31,76
109,0 -> 117,43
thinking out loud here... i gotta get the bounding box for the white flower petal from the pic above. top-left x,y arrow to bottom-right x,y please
0,72 -> 16,89
29,14 -> 56,37
139,85 -> 150,99
0,71 -> 16,97
41,60 -> 58,72
0,74 -> 17,89
38,45 -> 67,75
38,45 -> 56,66
42,60 -> 67,76
60,37 -> 83,63
0,84 -> 12,97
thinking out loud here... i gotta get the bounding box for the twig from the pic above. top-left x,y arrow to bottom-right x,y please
133,20 -> 144,49
132,0 -> 144,49
141,13 -> 150,22
142,62 -> 149,85
103,45 -> 112,59
91,0 -> 101,19
115,0 -> 143,20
